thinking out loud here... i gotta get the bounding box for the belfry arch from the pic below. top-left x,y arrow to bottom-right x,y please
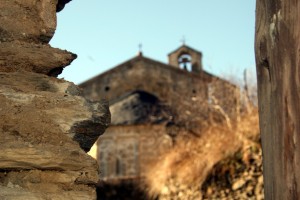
168,45 -> 203,73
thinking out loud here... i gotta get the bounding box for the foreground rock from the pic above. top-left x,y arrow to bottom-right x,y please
0,71 -> 110,156
0,72 -> 110,199
0,42 -> 76,76
57,0 -> 72,12
0,171 -> 97,200
0,0 -> 76,77
0,0 -> 57,43
0,0 -> 108,199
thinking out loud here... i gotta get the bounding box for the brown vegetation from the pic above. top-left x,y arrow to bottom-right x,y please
143,107 -> 261,199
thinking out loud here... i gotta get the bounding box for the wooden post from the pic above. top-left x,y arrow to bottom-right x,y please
255,0 -> 300,199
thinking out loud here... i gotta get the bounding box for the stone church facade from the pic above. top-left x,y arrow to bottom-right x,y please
80,45 -> 240,180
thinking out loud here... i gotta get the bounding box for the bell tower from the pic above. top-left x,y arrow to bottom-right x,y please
168,45 -> 203,73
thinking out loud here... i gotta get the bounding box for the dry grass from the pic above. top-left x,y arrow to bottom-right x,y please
143,108 -> 259,198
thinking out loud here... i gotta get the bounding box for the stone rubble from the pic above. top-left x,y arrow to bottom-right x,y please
154,141 -> 263,200
144,112 -> 263,200
202,142 -> 264,200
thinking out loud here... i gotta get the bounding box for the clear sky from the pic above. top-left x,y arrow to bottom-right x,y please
50,1 -> 256,85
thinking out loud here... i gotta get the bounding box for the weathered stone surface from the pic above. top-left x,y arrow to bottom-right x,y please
0,185 -> 96,200
57,0 -> 72,12
0,72 -> 110,153
0,42 -> 77,76
0,72 -> 110,199
0,0 -> 58,43
0,139 -> 97,173
0,0 -> 108,198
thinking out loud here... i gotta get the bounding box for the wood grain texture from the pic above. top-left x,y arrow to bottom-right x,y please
255,0 -> 300,199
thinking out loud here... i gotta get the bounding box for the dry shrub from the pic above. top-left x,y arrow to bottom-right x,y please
144,109 -> 259,198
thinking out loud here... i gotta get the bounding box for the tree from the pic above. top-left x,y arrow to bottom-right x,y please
255,0 -> 300,199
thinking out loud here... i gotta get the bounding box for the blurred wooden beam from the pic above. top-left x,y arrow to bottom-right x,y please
255,0 -> 300,199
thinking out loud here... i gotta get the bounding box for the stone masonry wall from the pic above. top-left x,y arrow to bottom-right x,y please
0,1 -> 110,199
81,56 -> 239,133
89,125 -> 172,179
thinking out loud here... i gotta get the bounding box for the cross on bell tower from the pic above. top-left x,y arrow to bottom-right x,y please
180,36 -> 186,45
138,43 -> 143,56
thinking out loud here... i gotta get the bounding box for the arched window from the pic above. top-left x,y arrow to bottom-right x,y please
178,53 -> 192,71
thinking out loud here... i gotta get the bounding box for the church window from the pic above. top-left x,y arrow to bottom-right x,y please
104,86 -> 110,91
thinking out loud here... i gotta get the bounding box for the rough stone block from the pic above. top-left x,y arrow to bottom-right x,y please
57,0 -> 72,12
0,72 -> 110,153
0,72 -> 110,198
0,42 -> 77,76
0,0 -> 58,43
0,185 -> 96,200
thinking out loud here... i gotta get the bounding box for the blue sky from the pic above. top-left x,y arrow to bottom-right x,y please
50,1 -> 256,84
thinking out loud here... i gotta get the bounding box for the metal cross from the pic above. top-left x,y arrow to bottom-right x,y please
181,36 -> 186,45
138,43 -> 143,52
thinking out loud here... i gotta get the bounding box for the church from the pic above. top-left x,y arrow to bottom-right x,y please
80,44 -> 240,180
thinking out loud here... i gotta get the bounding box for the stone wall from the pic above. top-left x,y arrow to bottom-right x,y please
89,125 -> 172,179
0,1 -> 110,199
168,45 -> 203,73
81,56 -> 239,133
